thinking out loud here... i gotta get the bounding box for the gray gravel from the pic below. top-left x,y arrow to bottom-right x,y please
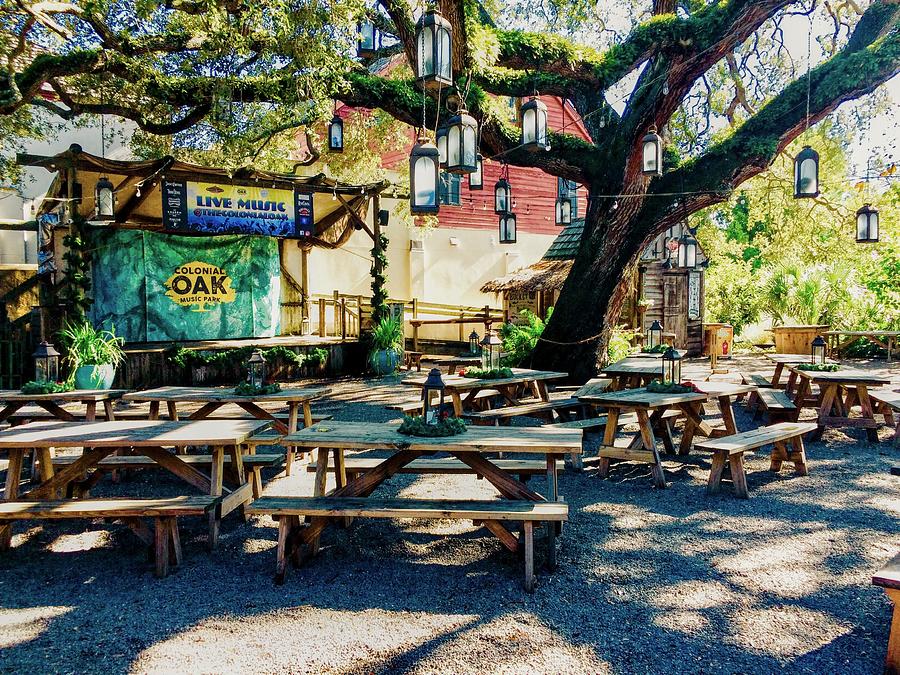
0,356 -> 898,674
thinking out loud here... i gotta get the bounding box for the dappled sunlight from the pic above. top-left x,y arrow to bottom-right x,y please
46,529 -> 111,553
728,606 -> 851,658
0,606 -> 73,649
651,580 -> 740,611
652,609 -> 710,634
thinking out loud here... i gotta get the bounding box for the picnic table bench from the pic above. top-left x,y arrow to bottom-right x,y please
462,378 -> 612,426
695,422 -> 817,498
753,388 -> 798,422
873,551 -> 900,674
0,389 -> 128,423
870,389 -> 900,446
307,456 -> 563,483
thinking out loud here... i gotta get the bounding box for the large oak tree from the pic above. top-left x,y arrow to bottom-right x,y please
2,0 -> 898,379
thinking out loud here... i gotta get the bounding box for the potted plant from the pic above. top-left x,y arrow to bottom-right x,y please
368,316 -> 404,375
59,321 -> 125,390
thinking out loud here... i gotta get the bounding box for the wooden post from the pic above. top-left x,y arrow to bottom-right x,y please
318,298 -> 326,337
333,290 -> 340,336
459,312 -> 464,342
300,244 -> 310,323
340,299 -> 347,339
413,322 -> 419,352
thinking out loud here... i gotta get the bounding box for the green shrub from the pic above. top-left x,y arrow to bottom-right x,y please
499,308 -> 551,367
606,327 -> 634,364
59,321 -> 125,369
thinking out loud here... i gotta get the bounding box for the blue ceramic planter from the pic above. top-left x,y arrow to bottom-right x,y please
74,364 -> 116,390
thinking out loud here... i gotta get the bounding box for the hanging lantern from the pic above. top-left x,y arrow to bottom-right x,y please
480,331 -> 502,370
499,213 -> 517,244
415,6 -> 452,90
328,112 -> 344,153
409,132 -> 440,215
555,196 -> 572,226
468,330 -> 480,355
811,336 -> 826,365
248,349 -> 267,389
357,18 -> 379,58
421,367 -> 446,424
436,126 -> 448,168
677,230 -> 698,269
520,96 -> 549,151
646,320 -> 663,350
494,176 -> 511,214
468,155 -> 483,190
446,107 -> 478,174
661,346 -> 682,385
95,175 -> 115,220
32,341 -> 60,384
641,128 -> 663,177
856,204 -> 879,243
794,145 -> 819,198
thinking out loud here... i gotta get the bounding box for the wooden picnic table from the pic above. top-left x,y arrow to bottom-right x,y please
825,330 -> 900,362
420,354 -> 482,374
677,381 -> 758,453
600,357 -> 664,390
786,366 -> 892,442
282,421 -> 580,581
0,389 -> 128,423
0,419 -> 267,550
403,368 -> 567,416
579,387 -> 709,488
764,354 -> 835,390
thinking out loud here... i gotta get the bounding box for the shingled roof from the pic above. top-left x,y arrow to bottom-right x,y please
543,219 -> 585,260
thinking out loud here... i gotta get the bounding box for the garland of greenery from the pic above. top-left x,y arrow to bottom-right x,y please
461,367 -> 514,380
166,345 -> 327,371
21,380 -> 74,394
646,379 -> 695,394
795,363 -> 841,372
234,381 -> 282,396
398,415 -> 467,437
370,232 -> 390,325
640,344 -> 669,354
59,216 -> 93,318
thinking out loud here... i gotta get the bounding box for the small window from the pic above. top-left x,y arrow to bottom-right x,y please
557,177 -> 578,218
506,97 -> 519,122
439,172 -> 461,206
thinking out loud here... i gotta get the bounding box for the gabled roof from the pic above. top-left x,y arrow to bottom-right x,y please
543,220 -> 585,260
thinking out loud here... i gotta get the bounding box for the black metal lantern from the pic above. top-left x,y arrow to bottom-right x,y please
661,346 -> 682,385
328,112 -> 344,153
357,18 -> 379,58
446,107 -> 478,174
494,176 -> 511,214
794,145 -> 819,198
415,6 -> 452,90
499,213 -> 516,244
468,330 -> 480,355
33,341 -> 60,384
422,367 -> 446,424
647,320 -> 663,350
248,349 -> 267,388
520,96 -> 549,151
811,335 -> 826,366
436,126 -> 448,168
468,155 -> 483,190
95,175 -> 115,220
677,230 -> 698,269
856,204 -> 879,243
555,196 -> 572,225
480,331 -> 502,370
641,128 -> 663,177
409,132 -> 440,215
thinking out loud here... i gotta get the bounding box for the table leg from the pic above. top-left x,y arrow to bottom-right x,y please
545,455 -> 558,570
285,402 -> 300,476
451,392 -> 464,417
772,363 -> 785,388
791,377 -> 811,422
814,384 -> 838,441
536,380 -> 550,402
718,395 -> 738,435
0,403 -> 25,423
678,402 -> 704,456
148,401 -> 160,420
84,401 -> 97,422
599,408 -> 620,478
166,401 -> 179,421
227,444 -> 248,521
208,445 -> 224,549
0,448 -> 25,550
35,401 -> 76,421
102,400 -> 115,421
857,386 -> 880,443
636,409 -> 666,488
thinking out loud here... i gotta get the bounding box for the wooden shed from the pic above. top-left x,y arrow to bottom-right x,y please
481,219 -> 708,355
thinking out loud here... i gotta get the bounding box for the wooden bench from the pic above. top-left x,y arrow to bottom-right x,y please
0,496 -> 218,577
741,372 -> 774,411
753,388 -> 798,422
404,351 -> 424,371
695,422 -> 818,498
388,390 -> 499,416
7,412 -> 331,425
246,496 -> 568,591
463,397 -> 589,424
871,390 -> 900,447
873,551 -> 900,674
306,456 -> 562,483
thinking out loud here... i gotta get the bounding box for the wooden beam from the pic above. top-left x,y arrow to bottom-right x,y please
115,157 -> 175,223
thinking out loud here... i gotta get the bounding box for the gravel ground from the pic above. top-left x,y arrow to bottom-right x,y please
0,355 -> 898,674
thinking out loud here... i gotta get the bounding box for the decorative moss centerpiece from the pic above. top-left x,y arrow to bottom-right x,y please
640,344 -> 669,354
795,363 -> 841,372
234,382 -> 282,396
646,379 -> 695,394
20,380 -> 74,395
398,415 -> 467,437
460,367 -> 514,380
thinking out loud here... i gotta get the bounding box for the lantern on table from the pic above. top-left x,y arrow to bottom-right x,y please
646,320 -> 663,350
33,341 -> 60,384
661,346 -> 682,385
468,330 -> 480,355
422,367 -> 446,424
811,335 -> 826,366
248,349 -> 267,388
480,331 -> 502,370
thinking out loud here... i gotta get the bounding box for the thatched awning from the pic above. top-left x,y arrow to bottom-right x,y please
480,259 -> 573,293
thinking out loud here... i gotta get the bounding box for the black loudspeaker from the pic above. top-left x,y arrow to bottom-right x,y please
378,209 -> 389,227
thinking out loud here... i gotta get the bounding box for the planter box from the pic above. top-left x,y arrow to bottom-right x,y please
773,325 -> 829,355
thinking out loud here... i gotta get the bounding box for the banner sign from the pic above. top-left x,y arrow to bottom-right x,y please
162,179 -> 313,238
164,261 -> 237,312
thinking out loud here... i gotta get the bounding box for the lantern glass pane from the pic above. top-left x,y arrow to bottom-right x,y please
437,133 -> 447,164
857,212 -> 868,241
35,357 -> 48,383
360,23 -> 375,50
495,185 -> 508,213
437,28 -> 451,80
463,126 -> 476,166
562,200 -> 571,222
685,244 -> 696,268
413,157 -> 437,207
330,122 -> 342,148
419,27 -> 434,76
469,159 -> 482,188
871,215 -> 879,241
522,108 -> 535,144
447,126 -> 461,166
98,187 -> 114,217
798,158 -> 817,194
537,109 -> 548,144
642,140 -> 658,172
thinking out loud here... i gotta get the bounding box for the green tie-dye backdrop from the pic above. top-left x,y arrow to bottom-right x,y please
89,228 -> 280,342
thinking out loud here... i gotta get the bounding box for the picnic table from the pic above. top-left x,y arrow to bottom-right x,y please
421,354 -> 482,374
403,368 -> 567,416
0,389 -> 128,423
259,421 -> 580,590
764,354 -> 835,390
579,387 -> 709,488
677,381 -> 758,453
825,330 -> 899,362
0,419 -> 267,551
600,357 -> 663,390
786,366 -> 891,442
